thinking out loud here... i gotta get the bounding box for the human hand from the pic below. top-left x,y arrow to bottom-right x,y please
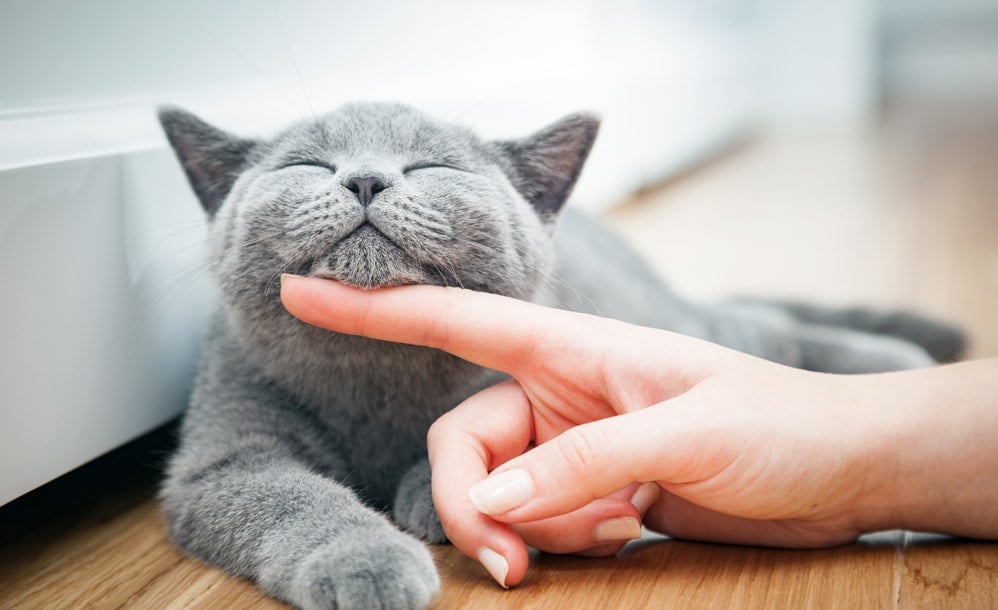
280,276 -> 998,587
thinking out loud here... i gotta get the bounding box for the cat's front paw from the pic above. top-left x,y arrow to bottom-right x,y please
292,530 -> 439,610
394,460 -> 447,543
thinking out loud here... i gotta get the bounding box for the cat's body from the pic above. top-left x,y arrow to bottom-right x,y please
159,103 -> 962,610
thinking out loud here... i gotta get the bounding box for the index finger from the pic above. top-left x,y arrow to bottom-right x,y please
280,274 -> 594,376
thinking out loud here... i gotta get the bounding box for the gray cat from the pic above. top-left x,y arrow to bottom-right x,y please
157,102 -> 963,610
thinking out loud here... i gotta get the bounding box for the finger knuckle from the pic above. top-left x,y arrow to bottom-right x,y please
552,427 -> 608,482
436,508 -> 462,538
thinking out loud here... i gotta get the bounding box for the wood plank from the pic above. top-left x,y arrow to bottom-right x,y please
433,534 -> 902,609
899,537 -> 998,610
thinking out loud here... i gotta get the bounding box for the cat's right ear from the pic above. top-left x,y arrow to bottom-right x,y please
493,113 -> 600,220
158,107 -> 258,217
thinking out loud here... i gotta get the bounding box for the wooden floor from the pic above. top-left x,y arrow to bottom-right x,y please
3,107 -> 997,609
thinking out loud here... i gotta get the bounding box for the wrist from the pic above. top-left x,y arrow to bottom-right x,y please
844,370 -> 925,534
850,360 -> 998,539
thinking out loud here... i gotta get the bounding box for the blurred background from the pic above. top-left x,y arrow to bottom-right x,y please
1,0 -> 996,504
1,0 -> 882,205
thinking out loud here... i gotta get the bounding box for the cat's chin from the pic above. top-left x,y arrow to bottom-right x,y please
309,263 -> 425,290
309,271 -> 417,290
309,226 -> 428,289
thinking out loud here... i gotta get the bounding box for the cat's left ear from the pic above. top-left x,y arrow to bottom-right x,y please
494,113 -> 600,218
158,107 -> 258,217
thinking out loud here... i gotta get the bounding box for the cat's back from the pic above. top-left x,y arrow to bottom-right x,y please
540,209 -> 707,336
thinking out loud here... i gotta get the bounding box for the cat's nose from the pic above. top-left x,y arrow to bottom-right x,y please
344,175 -> 387,207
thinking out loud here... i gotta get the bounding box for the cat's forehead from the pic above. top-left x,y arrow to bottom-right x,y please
270,103 -> 483,161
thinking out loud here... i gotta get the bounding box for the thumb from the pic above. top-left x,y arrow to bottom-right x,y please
467,402 -> 685,523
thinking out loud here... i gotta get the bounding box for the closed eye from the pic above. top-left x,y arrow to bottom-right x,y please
279,161 -> 337,172
403,162 -> 468,174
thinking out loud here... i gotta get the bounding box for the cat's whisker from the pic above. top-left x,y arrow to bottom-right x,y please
264,258 -> 300,301
140,235 -> 219,271
444,232 -> 604,314
157,219 -> 211,242
272,4 -> 318,122
232,226 -> 303,250
445,234 -> 503,259
426,263 -> 449,287
433,260 -> 465,290
120,262 -> 212,346
544,271 -> 606,317
173,22 -> 306,123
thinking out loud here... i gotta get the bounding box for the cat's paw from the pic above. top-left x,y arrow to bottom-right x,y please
292,530 -> 439,610
876,312 -> 967,363
394,459 -> 447,543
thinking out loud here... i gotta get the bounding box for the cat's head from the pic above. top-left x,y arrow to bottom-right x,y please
159,102 -> 598,310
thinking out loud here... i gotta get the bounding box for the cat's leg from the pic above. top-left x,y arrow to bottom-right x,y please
394,458 -> 446,543
731,297 -> 966,363
704,303 -> 933,373
163,435 -> 439,610
700,303 -> 805,368
789,323 -> 935,373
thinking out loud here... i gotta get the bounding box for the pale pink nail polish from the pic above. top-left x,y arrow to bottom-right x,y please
595,516 -> 642,543
477,547 -> 509,588
468,469 -> 534,516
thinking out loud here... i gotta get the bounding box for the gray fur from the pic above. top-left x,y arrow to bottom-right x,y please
158,102 -> 961,609
732,297 -> 968,363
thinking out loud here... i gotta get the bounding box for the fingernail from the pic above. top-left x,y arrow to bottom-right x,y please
477,547 -> 509,588
630,482 -> 660,514
280,273 -> 300,286
594,516 -> 642,543
469,469 -> 534,516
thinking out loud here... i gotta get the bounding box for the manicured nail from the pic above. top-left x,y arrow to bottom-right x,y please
630,482 -> 660,514
469,469 -> 534,516
477,547 -> 509,588
594,516 -> 642,543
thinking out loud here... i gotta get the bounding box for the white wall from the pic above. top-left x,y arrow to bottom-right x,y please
0,0 -> 756,206
754,0 -> 879,126
881,0 -> 998,105
0,151 -> 213,506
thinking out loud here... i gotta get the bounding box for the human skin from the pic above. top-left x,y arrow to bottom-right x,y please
280,275 -> 998,587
